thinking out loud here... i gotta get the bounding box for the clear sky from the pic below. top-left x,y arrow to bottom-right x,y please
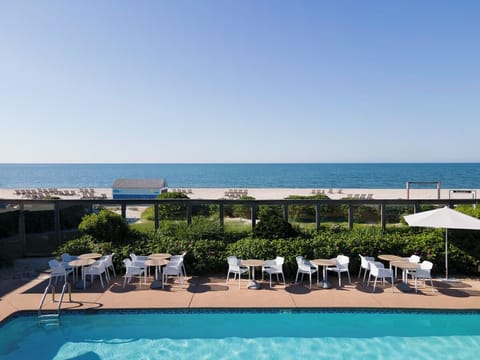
1,0 -> 479,163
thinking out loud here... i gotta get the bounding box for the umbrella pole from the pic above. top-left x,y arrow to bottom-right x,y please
445,228 -> 448,280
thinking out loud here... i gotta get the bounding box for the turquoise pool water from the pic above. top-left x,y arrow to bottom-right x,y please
1,310 -> 479,359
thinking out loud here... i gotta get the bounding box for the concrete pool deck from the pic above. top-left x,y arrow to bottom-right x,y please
1,258 -> 479,322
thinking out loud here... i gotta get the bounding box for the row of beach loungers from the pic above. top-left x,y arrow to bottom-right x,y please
312,189 -> 343,194
311,189 -> 373,199
225,189 -> 248,199
14,188 -> 77,198
14,188 -> 107,200
169,188 -> 193,194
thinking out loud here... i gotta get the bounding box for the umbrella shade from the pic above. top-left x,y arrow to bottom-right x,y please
404,206 -> 480,230
403,206 -> 480,280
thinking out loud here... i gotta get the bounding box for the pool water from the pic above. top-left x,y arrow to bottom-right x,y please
1,310 -> 479,359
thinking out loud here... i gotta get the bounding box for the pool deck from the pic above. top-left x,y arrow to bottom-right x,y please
1,258 -> 479,322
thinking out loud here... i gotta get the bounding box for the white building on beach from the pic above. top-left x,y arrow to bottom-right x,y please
112,178 -> 168,199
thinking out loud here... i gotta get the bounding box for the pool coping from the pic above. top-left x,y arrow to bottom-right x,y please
1,274 -> 480,325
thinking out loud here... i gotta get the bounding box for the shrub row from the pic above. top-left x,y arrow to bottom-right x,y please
56,211 -> 480,278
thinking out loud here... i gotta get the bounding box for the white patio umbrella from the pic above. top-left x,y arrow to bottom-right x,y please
404,206 -> 480,280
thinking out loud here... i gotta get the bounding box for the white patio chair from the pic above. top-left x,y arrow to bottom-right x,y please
409,261 -> 434,293
83,259 -> 108,288
122,258 -> 145,288
327,255 -> 351,287
358,255 -> 375,282
226,256 -> 249,288
130,253 -> 148,277
295,256 -> 318,289
104,253 -> 116,279
367,261 -> 394,292
402,254 -> 421,263
48,259 -> 73,285
163,258 -> 185,288
170,252 -> 187,277
403,255 -> 421,279
262,256 -> 285,288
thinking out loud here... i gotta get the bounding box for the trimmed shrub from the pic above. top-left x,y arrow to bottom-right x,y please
253,206 -> 299,239
78,209 -> 129,243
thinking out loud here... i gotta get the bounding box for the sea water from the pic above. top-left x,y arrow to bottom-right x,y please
1,310 -> 479,359
0,163 -> 479,189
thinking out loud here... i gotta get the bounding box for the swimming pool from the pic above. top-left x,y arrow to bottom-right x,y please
1,309 -> 480,359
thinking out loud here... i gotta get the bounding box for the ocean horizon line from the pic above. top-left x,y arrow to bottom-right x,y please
1,161 -> 480,165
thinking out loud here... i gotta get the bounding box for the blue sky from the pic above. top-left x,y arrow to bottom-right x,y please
1,0 -> 479,163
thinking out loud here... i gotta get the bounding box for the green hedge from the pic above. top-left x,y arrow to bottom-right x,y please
55,217 -> 480,278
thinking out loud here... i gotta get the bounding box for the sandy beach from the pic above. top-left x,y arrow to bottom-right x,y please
0,187 -> 479,201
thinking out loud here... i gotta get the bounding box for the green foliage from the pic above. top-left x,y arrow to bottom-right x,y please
231,196 -> 255,219
78,209 -> 129,243
285,194 -> 329,222
57,216 -> 480,278
455,205 -> 480,219
253,206 -> 299,239
141,192 -> 188,221
55,235 -> 98,256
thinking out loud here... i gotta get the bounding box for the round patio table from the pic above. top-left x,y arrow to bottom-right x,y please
78,253 -> 102,260
144,258 -> 169,289
378,254 -> 403,262
311,259 -> 336,289
241,259 -> 265,290
148,253 -> 171,259
69,258 -> 95,289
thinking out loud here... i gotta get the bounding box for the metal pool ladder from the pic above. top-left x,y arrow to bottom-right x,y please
38,282 -> 72,326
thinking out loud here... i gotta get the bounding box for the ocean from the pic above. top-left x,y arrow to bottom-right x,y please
0,163 -> 479,189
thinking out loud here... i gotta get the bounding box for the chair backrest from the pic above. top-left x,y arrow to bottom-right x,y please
49,259 -> 61,269
359,255 -> 370,269
61,253 -> 76,263
227,256 -> 239,266
409,255 -> 421,263
275,256 -> 284,266
123,258 -> 132,267
336,255 -> 349,270
420,261 -> 433,271
296,256 -> 304,265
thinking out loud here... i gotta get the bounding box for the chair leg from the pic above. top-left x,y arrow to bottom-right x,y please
309,273 -> 312,289
358,267 -> 362,280
363,269 -> 368,283
373,277 -> 377,292
347,270 -> 351,284
270,273 -> 272,288
338,272 -> 341,287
